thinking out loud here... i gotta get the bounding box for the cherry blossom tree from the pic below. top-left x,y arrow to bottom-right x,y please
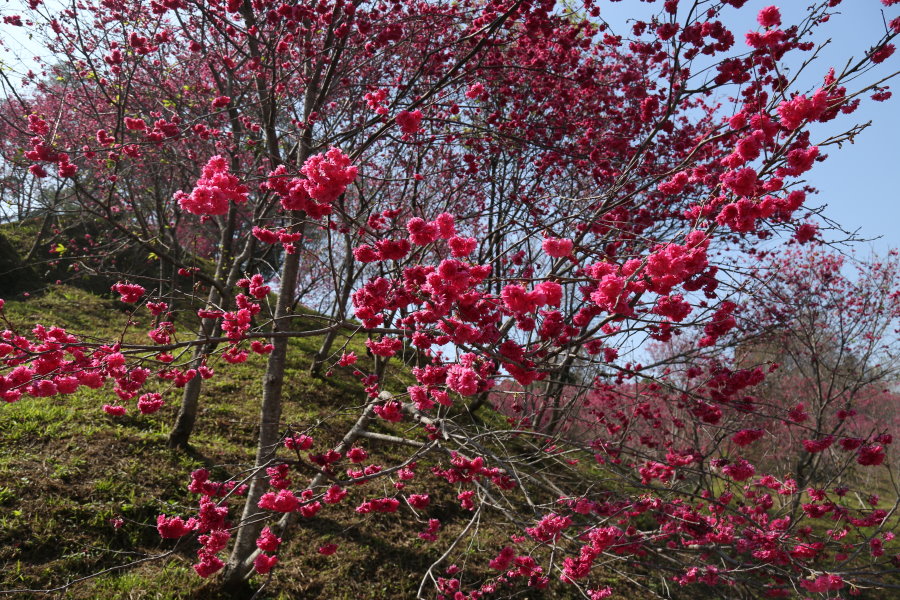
733,247 -> 900,484
2,0 -> 900,597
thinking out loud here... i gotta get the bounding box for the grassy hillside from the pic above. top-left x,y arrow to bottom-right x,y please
1,288 -> 896,600
0,287 -> 655,600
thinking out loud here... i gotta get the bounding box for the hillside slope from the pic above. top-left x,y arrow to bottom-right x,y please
3,288 -> 896,600
0,287 -> 664,600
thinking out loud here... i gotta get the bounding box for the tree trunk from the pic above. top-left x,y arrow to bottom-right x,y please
167,205 -> 238,449
221,235 -> 303,585
233,396 -> 380,577
222,38 -> 317,577
167,352 -> 206,449
467,391 -> 490,415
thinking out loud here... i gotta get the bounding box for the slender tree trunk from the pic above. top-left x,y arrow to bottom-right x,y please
538,356 -> 575,434
167,204 -> 238,449
168,349 -> 209,448
222,60 -> 318,581
25,193 -> 58,263
310,326 -> 340,376
233,396 -> 380,577
221,226 -> 304,585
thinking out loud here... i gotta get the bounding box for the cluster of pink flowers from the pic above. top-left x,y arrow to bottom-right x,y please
175,155 -> 248,216
541,236 -> 573,258
267,147 -> 357,218
354,213 -> 463,264
111,281 -> 145,303
252,226 -> 302,253
23,115 -> 78,178
175,496 -> 226,576
418,518 -> 441,541
365,88 -> 389,114
188,468 -> 246,497
525,513 -> 571,543
373,399 -> 404,421
355,497 -> 400,513
395,109 -> 423,135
